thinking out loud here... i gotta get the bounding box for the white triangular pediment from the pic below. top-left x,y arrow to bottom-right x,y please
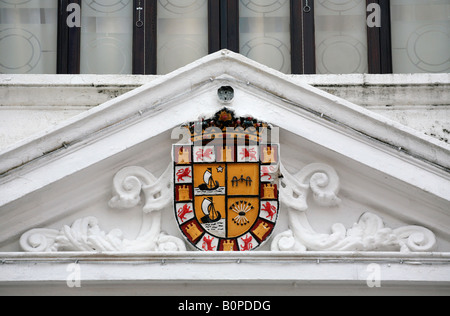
0,50 -> 449,254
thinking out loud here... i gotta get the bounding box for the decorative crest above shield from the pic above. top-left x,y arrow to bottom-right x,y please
173,109 -> 280,251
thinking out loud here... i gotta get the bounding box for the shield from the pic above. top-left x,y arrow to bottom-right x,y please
173,109 -> 280,251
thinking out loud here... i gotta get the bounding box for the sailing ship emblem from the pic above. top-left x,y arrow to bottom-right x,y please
201,197 -> 221,223
173,109 -> 280,251
199,168 -> 219,191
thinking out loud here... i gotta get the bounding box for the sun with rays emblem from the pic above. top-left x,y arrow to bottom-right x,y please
230,200 -> 254,226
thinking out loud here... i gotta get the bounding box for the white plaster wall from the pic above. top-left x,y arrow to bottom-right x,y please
1,71 -> 448,252
0,75 -> 151,150
1,252 -> 450,296
0,107 -> 88,149
1,74 -> 448,151
0,69 -> 449,296
308,74 -> 450,144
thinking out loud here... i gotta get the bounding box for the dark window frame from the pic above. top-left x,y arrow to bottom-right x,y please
133,0 -> 157,74
57,0 -> 156,75
57,0 -> 81,74
293,0 -> 393,74
57,0 -> 394,75
291,0 -> 316,74
366,0 -> 393,74
208,0 -> 239,53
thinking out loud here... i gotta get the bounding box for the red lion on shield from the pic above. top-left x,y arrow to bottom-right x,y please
262,202 -> 277,221
196,148 -> 214,161
176,167 -> 191,182
240,148 -> 257,161
177,204 -> 193,221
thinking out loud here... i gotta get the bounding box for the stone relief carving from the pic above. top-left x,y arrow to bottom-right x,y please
272,163 -> 437,252
20,165 -> 186,252
20,162 -> 437,253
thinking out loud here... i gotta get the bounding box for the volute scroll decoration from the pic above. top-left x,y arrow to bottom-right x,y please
19,161 -> 437,253
108,165 -> 173,214
272,163 -> 437,253
19,109 -> 438,253
279,163 -> 341,212
20,165 -> 186,252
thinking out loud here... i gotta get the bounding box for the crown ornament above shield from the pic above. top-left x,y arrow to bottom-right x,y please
173,108 -> 281,251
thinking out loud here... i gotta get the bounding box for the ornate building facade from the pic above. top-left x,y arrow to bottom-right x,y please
0,1 -> 449,296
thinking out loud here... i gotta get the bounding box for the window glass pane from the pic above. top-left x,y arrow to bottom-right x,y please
391,0 -> 450,74
0,0 -> 57,74
315,0 -> 368,74
80,0 -> 133,74
239,0 -> 291,74
157,0 -> 208,75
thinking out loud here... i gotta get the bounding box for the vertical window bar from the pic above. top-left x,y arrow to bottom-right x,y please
226,0 -> 239,52
217,0 -> 239,52
290,0 -> 303,74
291,0 -> 315,74
133,0 -> 157,74
379,0 -> 392,73
208,0 -> 221,53
146,0 -> 157,74
366,0 -> 381,73
220,0 -> 228,49
57,0 -> 68,74
366,0 -> 392,74
57,0 -> 81,74
302,0 -> 315,74
133,0 -> 145,74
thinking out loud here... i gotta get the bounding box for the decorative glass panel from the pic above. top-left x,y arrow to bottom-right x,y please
0,0 -> 57,74
80,0 -> 133,74
391,0 -> 450,73
239,0 -> 291,74
157,0 -> 208,75
315,0 -> 368,74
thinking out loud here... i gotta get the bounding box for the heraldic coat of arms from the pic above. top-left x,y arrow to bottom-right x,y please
173,109 -> 280,251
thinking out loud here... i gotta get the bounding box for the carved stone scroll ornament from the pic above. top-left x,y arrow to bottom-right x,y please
271,163 -> 437,252
20,161 -> 438,253
20,165 -> 186,252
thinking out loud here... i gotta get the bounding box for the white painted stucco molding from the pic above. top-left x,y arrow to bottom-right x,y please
0,50 -> 449,294
1,50 -> 449,175
0,50 -> 449,249
1,252 -> 450,295
0,50 -> 450,244
0,50 -> 448,205
15,162 -> 438,253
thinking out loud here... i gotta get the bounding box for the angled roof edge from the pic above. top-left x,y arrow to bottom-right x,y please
0,50 -> 449,178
